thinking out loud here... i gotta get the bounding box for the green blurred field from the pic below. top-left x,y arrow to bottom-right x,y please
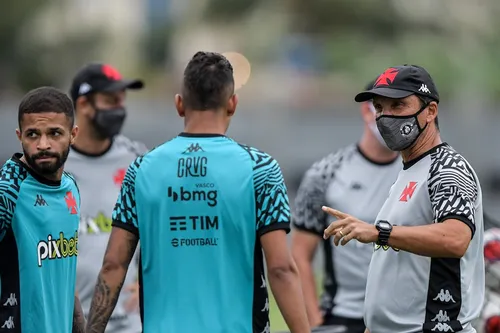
268,276 -> 322,332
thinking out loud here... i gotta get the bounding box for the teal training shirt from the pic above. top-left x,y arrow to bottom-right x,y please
112,133 -> 291,333
0,154 -> 80,333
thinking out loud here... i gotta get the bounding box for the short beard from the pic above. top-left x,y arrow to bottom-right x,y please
23,146 -> 70,178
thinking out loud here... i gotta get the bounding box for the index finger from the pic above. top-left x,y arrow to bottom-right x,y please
322,206 -> 349,219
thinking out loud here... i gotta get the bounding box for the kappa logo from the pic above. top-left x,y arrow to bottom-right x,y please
3,293 -> 17,307
399,181 -> 418,202
1,316 -> 14,329
182,143 -> 204,154
431,310 -> 451,322
433,289 -> 456,303
431,322 -> 454,332
261,322 -> 270,333
419,83 -> 431,94
34,194 -> 48,207
260,275 -> 266,289
374,67 -> 399,87
261,298 -> 269,312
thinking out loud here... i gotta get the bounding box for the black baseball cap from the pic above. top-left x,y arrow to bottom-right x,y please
364,79 -> 376,92
70,63 -> 144,103
355,65 -> 439,103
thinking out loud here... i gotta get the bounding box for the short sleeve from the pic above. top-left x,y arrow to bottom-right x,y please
0,183 -> 16,242
112,157 -> 143,237
255,158 -> 291,237
291,159 -> 331,237
429,158 -> 478,236
0,162 -> 26,242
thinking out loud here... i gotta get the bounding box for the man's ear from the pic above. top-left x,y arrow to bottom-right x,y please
76,96 -> 93,117
227,94 -> 238,117
175,94 -> 185,117
70,125 -> 79,145
427,101 -> 438,124
16,128 -> 21,142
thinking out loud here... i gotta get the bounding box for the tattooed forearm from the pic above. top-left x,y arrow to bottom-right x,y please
85,228 -> 138,333
72,295 -> 86,333
86,228 -> 139,333
85,274 -> 124,333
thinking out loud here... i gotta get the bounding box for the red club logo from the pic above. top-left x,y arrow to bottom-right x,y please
399,181 -> 418,202
485,240 -> 500,263
101,64 -> 122,81
65,191 -> 78,215
113,168 -> 126,186
374,67 -> 399,87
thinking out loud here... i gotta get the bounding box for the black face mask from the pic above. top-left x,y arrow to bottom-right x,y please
92,107 -> 127,139
375,103 -> 428,151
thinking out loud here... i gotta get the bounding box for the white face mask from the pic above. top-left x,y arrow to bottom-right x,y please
368,103 -> 389,148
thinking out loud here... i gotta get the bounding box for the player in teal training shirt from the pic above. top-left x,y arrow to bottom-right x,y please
0,87 -> 85,333
85,52 -> 310,333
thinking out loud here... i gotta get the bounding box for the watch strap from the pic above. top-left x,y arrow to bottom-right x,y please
377,229 -> 390,246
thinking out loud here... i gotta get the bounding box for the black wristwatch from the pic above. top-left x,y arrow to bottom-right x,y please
375,220 -> 393,246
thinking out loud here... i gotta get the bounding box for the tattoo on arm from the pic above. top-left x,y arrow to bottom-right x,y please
72,295 -> 86,333
85,228 -> 139,333
86,276 -> 125,333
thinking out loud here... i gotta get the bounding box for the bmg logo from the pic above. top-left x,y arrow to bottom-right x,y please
167,186 -> 217,207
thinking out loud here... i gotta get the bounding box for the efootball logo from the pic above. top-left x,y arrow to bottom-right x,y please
183,143 -> 204,154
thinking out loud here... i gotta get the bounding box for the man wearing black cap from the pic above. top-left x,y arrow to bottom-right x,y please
64,63 -> 147,333
291,79 -> 400,333
322,65 -> 485,333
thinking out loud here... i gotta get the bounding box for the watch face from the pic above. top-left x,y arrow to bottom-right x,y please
377,221 -> 391,231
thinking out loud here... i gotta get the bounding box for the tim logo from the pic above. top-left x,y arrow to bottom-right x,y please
399,181 -> 418,202
183,143 -> 204,154
169,215 -> 219,231
37,231 -> 79,267
167,186 -> 217,207
65,191 -> 78,214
